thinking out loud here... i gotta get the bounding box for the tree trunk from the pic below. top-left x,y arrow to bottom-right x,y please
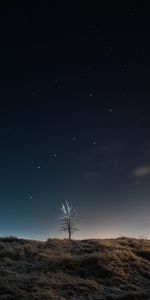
68,226 -> 71,239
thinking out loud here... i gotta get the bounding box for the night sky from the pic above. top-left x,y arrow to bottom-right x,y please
0,7 -> 150,239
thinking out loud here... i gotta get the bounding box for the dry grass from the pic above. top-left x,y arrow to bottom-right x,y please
0,236 -> 150,299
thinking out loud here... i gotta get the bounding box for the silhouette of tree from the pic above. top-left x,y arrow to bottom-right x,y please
60,201 -> 79,239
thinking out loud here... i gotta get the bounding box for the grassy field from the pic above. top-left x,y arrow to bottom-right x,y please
0,236 -> 150,299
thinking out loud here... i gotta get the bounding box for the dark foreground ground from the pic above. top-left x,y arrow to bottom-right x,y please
0,237 -> 150,299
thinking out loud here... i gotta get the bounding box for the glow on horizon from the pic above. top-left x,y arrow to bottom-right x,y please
1,226 -> 149,241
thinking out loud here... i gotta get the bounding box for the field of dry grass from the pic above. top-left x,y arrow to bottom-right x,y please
0,236 -> 150,299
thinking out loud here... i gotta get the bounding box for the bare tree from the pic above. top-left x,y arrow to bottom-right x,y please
60,201 -> 79,239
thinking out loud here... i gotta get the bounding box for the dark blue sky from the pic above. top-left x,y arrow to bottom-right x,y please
0,7 -> 150,239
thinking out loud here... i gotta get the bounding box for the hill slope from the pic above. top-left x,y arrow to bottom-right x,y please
0,237 -> 150,299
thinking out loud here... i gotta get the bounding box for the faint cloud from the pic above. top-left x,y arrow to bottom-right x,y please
132,165 -> 150,177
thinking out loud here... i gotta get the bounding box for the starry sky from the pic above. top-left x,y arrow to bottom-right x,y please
0,7 -> 150,239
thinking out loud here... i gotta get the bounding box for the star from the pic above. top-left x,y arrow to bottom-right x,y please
93,141 -> 96,145
37,165 -> 41,169
29,196 -> 33,199
50,153 -> 57,158
107,107 -> 112,113
73,137 -> 76,141
90,93 -> 93,97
